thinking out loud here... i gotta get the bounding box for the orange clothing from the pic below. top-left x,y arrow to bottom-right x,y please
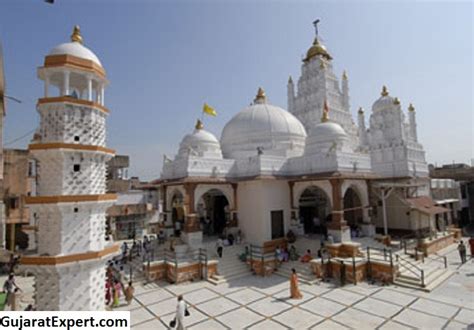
300,254 -> 312,263
290,273 -> 303,299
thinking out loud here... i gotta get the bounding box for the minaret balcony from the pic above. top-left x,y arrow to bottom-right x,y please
38,96 -> 109,115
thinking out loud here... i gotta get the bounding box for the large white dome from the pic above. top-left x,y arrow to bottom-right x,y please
221,88 -> 307,159
49,42 -> 102,66
177,120 -> 223,159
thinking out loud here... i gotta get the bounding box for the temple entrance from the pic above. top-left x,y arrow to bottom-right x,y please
197,189 -> 230,237
343,187 -> 363,228
298,186 -> 331,235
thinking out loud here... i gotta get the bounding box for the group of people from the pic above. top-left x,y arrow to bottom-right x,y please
275,245 -> 300,264
106,262 -> 134,308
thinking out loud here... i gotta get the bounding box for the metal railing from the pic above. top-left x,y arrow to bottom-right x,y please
366,246 -> 394,281
429,253 -> 448,269
396,254 -> 425,287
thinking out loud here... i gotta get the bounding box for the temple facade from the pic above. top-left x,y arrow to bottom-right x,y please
21,26 -> 118,310
160,24 -> 434,248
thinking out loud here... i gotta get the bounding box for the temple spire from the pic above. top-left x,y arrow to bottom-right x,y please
195,119 -> 203,130
381,85 -> 389,97
254,87 -> 266,103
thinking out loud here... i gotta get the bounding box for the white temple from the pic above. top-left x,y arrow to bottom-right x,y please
160,23 -> 429,247
21,26 -> 118,310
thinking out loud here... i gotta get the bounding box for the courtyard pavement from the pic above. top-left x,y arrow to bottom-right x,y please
121,245 -> 474,329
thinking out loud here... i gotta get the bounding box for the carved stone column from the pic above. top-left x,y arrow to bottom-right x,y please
182,183 -> 202,247
328,178 -> 351,242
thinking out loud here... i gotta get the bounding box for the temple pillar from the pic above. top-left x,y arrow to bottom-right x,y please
328,178 -> 351,242
228,183 -> 239,227
182,183 -> 202,247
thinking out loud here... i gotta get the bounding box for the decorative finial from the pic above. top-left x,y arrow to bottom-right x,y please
195,119 -> 203,130
393,97 -> 400,105
381,85 -> 389,97
321,100 -> 330,122
70,25 -> 83,44
288,76 -> 293,84
408,103 -> 415,112
313,19 -> 320,38
358,107 -> 364,115
254,87 -> 266,103
342,70 -> 348,80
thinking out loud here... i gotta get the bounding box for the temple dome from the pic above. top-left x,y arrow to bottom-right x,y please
48,26 -> 102,66
304,37 -> 332,62
221,88 -> 307,159
177,120 -> 223,159
372,85 -> 397,112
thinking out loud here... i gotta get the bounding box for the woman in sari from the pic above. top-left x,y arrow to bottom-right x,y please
300,249 -> 313,263
290,268 -> 303,299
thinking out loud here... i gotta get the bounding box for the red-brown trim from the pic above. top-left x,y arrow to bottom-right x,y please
38,96 -> 109,114
29,143 -> 115,155
43,54 -> 106,78
25,194 -> 117,205
21,244 -> 119,266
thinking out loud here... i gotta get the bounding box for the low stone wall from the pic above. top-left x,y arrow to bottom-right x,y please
418,233 -> 455,256
143,259 -> 217,284
250,258 -> 277,276
326,242 -> 362,258
447,227 -> 462,240
311,258 -> 397,285
263,238 -> 288,253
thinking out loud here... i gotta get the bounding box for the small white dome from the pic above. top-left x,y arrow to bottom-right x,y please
178,126 -> 223,159
305,121 -> 348,155
372,86 -> 397,112
221,89 -> 307,159
49,42 -> 102,66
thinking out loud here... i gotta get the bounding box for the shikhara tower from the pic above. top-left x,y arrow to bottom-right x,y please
22,26 -> 118,310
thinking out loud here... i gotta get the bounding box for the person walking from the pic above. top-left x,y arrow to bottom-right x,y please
216,237 -> 224,258
458,240 -> 467,264
290,268 -> 303,299
175,295 -> 187,330
124,281 -> 134,305
3,274 -> 20,311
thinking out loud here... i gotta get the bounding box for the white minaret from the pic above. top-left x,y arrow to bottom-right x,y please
408,103 -> 418,142
357,107 -> 368,146
341,70 -> 349,111
287,75 -> 295,112
22,26 -> 118,311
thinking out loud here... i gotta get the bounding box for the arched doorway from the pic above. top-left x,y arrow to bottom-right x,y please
298,186 -> 331,235
343,187 -> 363,229
196,189 -> 229,237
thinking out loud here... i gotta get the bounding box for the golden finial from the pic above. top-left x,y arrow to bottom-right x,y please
288,76 -> 293,84
342,70 -> 348,80
254,87 -> 266,103
393,97 -> 400,105
381,85 -> 389,97
321,100 -> 330,122
358,107 -> 364,115
408,103 -> 415,112
70,25 -> 83,44
195,119 -> 204,130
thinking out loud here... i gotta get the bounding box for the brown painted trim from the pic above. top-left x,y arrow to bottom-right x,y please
20,244 -> 119,266
38,97 -> 109,114
25,194 -> 117,204
43,54 -> 106,78
29,143 -> 115,155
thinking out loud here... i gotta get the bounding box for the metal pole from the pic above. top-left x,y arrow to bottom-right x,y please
382,189 -> 388,236
389,250 -> 393,269
444,256 -> 447,269
352,256 -> 356,285
421,270 -> 425,287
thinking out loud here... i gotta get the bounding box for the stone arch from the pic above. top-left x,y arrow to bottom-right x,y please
293,180 -> 333,208
295,181 -> 333,235
341,180 -> 369,224
194,184 -> 234,211
166,185 -> 185,211
195,186 -> 232,236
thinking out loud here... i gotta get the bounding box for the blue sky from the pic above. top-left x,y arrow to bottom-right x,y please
1,0 -> 472,180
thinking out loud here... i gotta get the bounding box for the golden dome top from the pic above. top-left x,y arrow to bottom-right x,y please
393,97 -> 400,105
381,85 -> 389,97
304,38 -> 332,62
70,25 -> 83,44
321,100 -> 330,122
195,119 -> 204,130
358,107 -> 364,115
408,103 -> 415,112
254,87 -> 267,103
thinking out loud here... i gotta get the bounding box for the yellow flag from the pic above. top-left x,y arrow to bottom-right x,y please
203,103 -> 217,117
